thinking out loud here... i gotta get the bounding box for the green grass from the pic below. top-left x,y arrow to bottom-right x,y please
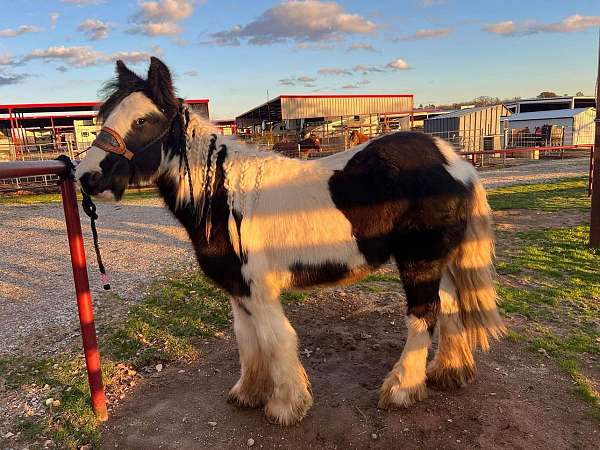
496,223 -> 600,421
0,271 -> 230,449
488,177 -> 590,211
280,290 -> 310,305
0,188 -> 159,205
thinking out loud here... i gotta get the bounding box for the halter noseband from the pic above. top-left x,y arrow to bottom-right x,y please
92,127 -> 134,160
90,111 -> 178,161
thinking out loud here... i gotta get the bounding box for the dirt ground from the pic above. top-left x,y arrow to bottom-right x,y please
102,284 -> 599,450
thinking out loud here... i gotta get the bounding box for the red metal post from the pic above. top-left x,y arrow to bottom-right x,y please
59,177 -> 108,421
590,30 -> 600,247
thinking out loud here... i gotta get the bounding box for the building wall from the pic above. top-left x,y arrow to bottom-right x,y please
503,117 -> 573,145
573,108 -> 596,145
424,105 -> 510,151
280,96 -> 413,120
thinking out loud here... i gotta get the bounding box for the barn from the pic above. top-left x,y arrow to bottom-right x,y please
423,104 -> 511,151
236,94 -> 414,137
501,107 -> 596,147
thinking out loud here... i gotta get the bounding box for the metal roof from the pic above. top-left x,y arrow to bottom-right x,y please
426,105 -> 502,120
236,94 -> 414,127
503,107 -> 594,121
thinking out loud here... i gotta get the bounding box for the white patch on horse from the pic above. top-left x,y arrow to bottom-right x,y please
433,137 -> 479,185
379,315 -> 430,408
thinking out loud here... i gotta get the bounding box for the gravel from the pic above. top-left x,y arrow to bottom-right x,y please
0,197 -> 195,356
0,157 -> 590,357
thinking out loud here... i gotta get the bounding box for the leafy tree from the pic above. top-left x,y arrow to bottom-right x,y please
537,91 -> 558,98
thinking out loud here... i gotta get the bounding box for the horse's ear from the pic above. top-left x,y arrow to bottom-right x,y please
147,56 -> 176,111
116,60 -> 142,87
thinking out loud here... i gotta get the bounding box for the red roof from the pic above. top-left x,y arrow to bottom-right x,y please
0,99 -> 209,114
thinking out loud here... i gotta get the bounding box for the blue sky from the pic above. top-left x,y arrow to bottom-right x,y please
0,0 -> 598,119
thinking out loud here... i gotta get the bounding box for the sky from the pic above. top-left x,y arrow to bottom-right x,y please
0,0 -> 598,119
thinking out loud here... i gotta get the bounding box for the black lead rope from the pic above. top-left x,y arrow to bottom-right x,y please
81,193 -> 111,290
56,155 -> 110,291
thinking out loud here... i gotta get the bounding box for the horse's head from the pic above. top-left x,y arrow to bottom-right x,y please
75,57 -> 180,200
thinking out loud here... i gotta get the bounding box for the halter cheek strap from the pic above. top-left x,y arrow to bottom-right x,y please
91,127 -> 134,160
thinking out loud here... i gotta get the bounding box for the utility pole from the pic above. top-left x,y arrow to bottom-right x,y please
591,29 -> 600,247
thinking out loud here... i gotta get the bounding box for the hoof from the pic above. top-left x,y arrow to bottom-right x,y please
264,386 -> 313,425
426,361 -> 476,390
228,379 -> 270,409
378,372 -> 427,409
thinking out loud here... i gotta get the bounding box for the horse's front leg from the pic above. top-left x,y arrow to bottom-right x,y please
230,285 -> 312,425
228,298 -> 273,408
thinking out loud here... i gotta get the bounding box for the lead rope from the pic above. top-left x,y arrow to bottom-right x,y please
56,155 -> 110,290
81,193 -> 111,290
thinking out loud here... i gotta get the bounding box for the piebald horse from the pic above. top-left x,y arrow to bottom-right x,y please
76,58 -> 505,425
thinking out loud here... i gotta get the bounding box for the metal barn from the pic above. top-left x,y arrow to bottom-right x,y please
423,104 -> 511,151
501,107 -> 596,146
236,94 -> 414,134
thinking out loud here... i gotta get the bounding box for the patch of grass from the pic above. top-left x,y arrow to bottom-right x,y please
280,290 -> 310,305
0,271 -> 230,448
0,188 -> 159,205
362,273 -> 400,283
488,177 -> 590,211
497,221 -> 600,421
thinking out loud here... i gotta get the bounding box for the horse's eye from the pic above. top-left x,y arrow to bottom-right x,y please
135,118 -> 146,126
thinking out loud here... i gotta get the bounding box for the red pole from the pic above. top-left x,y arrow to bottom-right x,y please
591,29 -> 600,247
59,177 -> 108,421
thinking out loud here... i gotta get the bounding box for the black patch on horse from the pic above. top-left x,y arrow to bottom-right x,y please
329,132 -> 473,332
289,261 -> 350,288
157,146 -> 251,298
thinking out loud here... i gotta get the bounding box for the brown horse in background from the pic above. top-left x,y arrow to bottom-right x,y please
349,130 -> 370,147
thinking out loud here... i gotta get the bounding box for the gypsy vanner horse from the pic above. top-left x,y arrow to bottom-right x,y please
76,58 -> 505,425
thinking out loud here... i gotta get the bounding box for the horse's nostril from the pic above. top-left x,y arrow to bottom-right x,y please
79,171 -> 103,195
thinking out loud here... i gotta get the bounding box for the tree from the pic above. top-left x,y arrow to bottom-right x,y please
575,91 -> 585,96
537,91 -> 558,98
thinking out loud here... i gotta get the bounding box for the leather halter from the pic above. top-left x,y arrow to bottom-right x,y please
92,127 -> 134,160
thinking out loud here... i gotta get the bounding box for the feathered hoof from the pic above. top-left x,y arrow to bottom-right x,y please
264,387 -> 313,425
378,373 -> 427,409
227,379 -> 270,409
426,361 -> 476,390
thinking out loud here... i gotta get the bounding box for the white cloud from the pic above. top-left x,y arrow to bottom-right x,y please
353,64 -> 385,74
0,54 -> 14,66
341,79 -> 370,89
347,42 -> 376,52
278,75 -> 317,87
395,27 -> 453,41
318,67 -> 353,76
50,13 -> 60,29
184,69 -> 199,77
0,72 -> 29,86
22,45 -> 161,67
485,15 -> 600,36
78,19 -> 112,40
209,0 -> 376,46
483,20 -> 517,36
0,25 -> 41,38
129,0 -> 194,36
386,58 -> 410,70
129,22 -> 183,36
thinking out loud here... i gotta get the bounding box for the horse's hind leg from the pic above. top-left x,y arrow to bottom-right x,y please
378,262 -> 442,409
426,270 -> 476,389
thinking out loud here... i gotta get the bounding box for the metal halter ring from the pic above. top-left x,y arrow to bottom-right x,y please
91,127 -> 134,160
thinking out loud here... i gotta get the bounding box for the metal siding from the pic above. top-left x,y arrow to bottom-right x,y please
280,96 -> 413,119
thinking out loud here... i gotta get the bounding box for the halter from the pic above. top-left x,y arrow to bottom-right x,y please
91,112 -> 178,161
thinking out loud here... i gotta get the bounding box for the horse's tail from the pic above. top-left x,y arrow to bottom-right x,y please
449,180 -> 506,351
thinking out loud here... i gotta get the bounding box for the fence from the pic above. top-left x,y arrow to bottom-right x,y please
0,160 -> 108,420
0,124 -> 595,192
